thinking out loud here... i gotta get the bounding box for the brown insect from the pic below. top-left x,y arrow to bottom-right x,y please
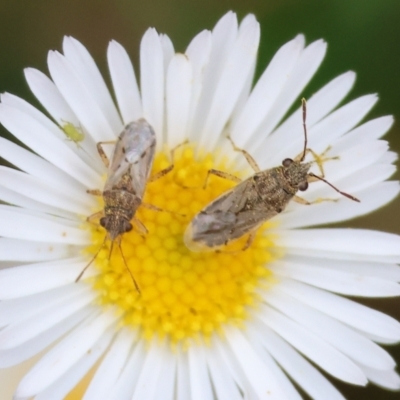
184,99 -> 360,252
76,119 -> 173,291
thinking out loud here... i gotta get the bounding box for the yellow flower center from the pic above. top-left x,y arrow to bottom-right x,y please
86,146 -> 277,344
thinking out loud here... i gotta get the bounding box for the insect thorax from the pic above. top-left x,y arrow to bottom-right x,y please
282,161 -> 312,189
101,189 -> 140,240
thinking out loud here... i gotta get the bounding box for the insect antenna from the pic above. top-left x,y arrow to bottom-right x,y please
75,235 -> 108,282
308,172 -> 360,202
118,239 -> 141,294
300,98 -> 308,162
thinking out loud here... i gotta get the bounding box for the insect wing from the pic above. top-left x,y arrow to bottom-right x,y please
105,119 -> 156,196
186,179 -> 274,249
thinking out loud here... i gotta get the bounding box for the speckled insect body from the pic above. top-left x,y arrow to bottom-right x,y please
185,99 -> 360,252
76,118 -> 157,289
100,118 -> 156,241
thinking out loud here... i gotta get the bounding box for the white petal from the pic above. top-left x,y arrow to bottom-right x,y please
380,150 -> 398,164
185,30 -> 212,140
83,328 -> 135,399
243,330 -> 302,399
0,288 -> 96,350
0,283 -> 88,327
259,304 -> 367,385
0,184 -> 74,220
188,344 -> 213,400
15,310 -> 118,398
229,56 -> 256,131
0,257 -> 94,299
1,92 -> 67,141
268,94 -> 378,167
333,115 -> 394,153
278,279 -> 400,342
310,94 -> 379,148
316,140 -> 389,183
0,103 -> 101,188
107,341 -> 146,400
0,168 -> 92,215
353,328 -> 400,345
225,327 -> 289,398
176,347 -> 191,400
62,36 -> 122,132
264,287 -> 396,369
0,238 -> 80,262
24,68 -> 77,125
205,345 -> 243,400
251,322 -> 346,400
48,51 -> 116,142
131,339 -> 166,400
0,206 -> 89,244
0,357 -> 40,400
231,34 -> 304,148
279,181 -> 399,229
107,40 -> 143,124
199,15 -> 260,150
249,39 -> 327,162
279,254 -> 400,282
254,71 -> 356,169
140,28 -> 164,144
271,257 -> 400,297
35,328 -> 113,400
277,228 -> 400,257
160,33 -> 175,72
166,54 -> 193,147
153,347 -> 176,400
23,68 -> 101,170
326,163 -> 395,195
285,246 -> 400,265
0,306 -> 94,368
360,365 -> 400,390
190,12 -> 238,138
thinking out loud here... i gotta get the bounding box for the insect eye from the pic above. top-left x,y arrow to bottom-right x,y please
299,181 -> 308,191
99,217 -> 106,227
125,222 -> 133,232
282,158 -> 293,167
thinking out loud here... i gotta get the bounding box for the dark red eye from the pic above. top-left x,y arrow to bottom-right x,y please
125,222 -> 133,232
99,217 -> 106,227
282,158 -> 293,167
299,181 -> 308,191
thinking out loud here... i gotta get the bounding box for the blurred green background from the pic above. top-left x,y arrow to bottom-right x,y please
0,0 -> 399,398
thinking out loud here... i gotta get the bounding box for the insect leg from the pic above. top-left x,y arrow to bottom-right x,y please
87,189 -> 103,196
308,173 -> 360,202
295,147 -> 339,177
96,140 -> 117,168
141,202 -> 186,217
203,169 -> 241,189
148,165 -> 174,182
292,195 -> 338,205
87,210 -> 105,223
75,235 -> 107,282
148,140 -> 188,182
131,217 -> 148,235
215,230 -> 257,254
226,135 -> 261,172
118,239 -> 141,294
241,230 -> 257,251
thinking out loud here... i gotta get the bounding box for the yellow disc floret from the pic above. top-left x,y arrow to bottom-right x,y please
86,145 -> 277,344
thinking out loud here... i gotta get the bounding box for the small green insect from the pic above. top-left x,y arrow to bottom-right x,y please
61,121 -> 85,146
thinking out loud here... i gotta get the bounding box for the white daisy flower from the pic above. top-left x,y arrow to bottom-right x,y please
0,10 -> 399,400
